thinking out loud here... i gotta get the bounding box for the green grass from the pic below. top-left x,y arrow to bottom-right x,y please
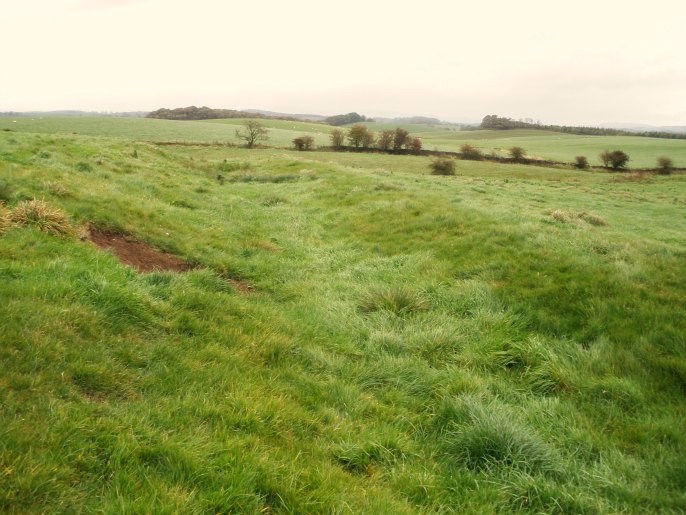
352,123 -> 686,168
3,116 -> 685,168
1,126 -> 685,512
0,116 -> 333,149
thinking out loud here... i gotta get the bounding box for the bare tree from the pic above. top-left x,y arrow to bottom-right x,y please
393,128 -> 410,150
330,128 -> 345,148
348,125 -> 374,148
236,120 -> 269,148
377,130 -> 394,150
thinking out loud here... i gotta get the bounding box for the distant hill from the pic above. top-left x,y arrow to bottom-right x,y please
599,123 -> 686,134
244,109 -> 326,122
0,110 -> 148,118
479,115 -> 686,140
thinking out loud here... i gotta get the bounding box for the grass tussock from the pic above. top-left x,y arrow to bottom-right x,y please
359,286 -> 430,316
9,199 -> 73,236
0,203 -> 11,235
550,209 -> 607,226
434,395 -> 560,474
42,181 -> 70,197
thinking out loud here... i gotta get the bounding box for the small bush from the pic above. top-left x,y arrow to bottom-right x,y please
407,137 -> 423,154
293,136 -> 315,151
460,143 -> 483,160
75,161 -> 93,172
657,156 -> 673,175
574,156 -> 589,169
508,146 -> 525,161
600,150 -> 629,170
359,286 -> 430,316
429,158 -> 456,175
10,199 -> 72,236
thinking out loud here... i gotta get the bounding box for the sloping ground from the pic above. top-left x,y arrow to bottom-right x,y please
1,129 -> 685,512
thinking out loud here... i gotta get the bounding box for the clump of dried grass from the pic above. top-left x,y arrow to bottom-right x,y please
10,199 -> 73,236
550,209 -> 607,227
0,203 -> 11,235
577,211 -> 607,226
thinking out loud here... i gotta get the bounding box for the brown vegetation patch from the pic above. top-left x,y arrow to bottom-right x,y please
10,199 -> 73,236
226,277 -> 254,293
611,171 -> 653,182
89,227 -> 193,273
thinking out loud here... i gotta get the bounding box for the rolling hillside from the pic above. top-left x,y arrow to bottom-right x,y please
1,123 -> 685,512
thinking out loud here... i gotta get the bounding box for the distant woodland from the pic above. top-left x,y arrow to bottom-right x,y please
146,106 -> 303,122
479,115 -> 686,140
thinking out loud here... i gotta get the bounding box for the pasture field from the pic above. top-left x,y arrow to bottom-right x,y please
415,129 -> 686,168
0,125 -> 685,512
351,124 -> 686,168
2,116 -> 685,168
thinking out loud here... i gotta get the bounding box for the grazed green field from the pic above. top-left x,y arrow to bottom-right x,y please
417,129 -> 686,168
351,124 -> 686,168
0,116 -> 332,148
3,116 -> 684,168
1,126 -> 685,512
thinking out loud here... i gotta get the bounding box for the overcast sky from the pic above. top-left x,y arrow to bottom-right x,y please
3,0 -> 685,125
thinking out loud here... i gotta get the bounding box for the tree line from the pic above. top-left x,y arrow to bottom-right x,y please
235,119 -> 678,174
329,125 -> 422,153
478,114 -> 686,140
146,106 -> 304,122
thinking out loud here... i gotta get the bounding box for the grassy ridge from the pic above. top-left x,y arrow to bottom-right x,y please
1,128 -> 685,512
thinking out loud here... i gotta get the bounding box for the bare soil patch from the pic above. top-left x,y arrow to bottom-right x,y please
89,228 -> 193,273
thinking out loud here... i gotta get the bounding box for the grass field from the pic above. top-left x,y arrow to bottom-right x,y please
350,124 -> 686,168
2,116 -> 685,168
1,124 -> 685,512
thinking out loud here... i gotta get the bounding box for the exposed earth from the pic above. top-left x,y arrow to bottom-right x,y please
89,227 -> 193,273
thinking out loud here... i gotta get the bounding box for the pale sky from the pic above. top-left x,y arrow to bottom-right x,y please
3,0 -> 685,125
